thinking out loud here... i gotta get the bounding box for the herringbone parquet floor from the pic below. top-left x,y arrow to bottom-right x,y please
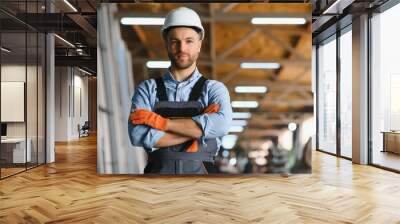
1,135 -> 400,223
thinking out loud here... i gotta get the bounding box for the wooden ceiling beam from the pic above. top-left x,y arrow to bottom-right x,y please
218,29 -> 260,60
219,3 -> 239,13
259,99 -> 314,107
253,29 -> 310,110
221,66 -> 241,83
272,67 -> 311,101
132,25 -> 156,58
227,80 -> 311,91
249,118 -> 304,127
263,30 -> 306,61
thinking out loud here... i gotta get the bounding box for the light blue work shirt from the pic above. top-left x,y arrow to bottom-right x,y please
128,67 -> 233,153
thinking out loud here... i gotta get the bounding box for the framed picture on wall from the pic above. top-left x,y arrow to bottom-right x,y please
1,81 -> 25,122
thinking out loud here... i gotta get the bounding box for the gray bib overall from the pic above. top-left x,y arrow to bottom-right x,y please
144,76 -> 219,174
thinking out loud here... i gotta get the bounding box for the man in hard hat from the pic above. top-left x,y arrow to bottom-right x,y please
128,7 -> 233,174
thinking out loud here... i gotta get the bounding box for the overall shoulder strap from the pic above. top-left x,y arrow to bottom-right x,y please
188,76 -> 207,101
155,77 -> 168,101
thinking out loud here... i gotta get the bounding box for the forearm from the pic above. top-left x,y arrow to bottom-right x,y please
154,131 -> 193,148
165,118 -> 203,138
192,112 -> 232,139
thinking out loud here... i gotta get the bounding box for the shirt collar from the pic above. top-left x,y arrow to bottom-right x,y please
163,67 -> 201,85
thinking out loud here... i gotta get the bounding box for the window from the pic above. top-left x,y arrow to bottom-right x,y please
317,36 -> 337,154
0,1 -> 47,179
339,28 -> 352,158
371,3 -> 400,171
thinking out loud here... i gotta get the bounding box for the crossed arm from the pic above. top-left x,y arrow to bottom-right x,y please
128,80 -> 232,150
154,119 -> 203,147
132,104 -> 221,147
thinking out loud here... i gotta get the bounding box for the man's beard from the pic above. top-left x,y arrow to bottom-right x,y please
168,52 -> 197,69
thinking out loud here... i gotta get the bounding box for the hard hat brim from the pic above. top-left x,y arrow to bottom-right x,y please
162,26 -> 204,40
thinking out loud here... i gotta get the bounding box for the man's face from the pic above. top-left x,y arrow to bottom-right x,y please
165,27 -> 202,70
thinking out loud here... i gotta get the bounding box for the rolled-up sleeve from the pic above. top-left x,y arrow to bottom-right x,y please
128,81 -> 165,151
192,81 -> 233,139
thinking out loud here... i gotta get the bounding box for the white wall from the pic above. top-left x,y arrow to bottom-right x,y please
1,65 -> 36,138
1,64 -> 46,164
1,65 -> 26,129
73,73 -> 89,136
54,67 -> 89,141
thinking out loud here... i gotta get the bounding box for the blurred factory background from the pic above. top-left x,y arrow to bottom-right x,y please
97,3 -> 313,174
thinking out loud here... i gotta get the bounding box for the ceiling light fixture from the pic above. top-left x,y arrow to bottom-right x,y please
229,126 -> 244,133
235,86 -> 268,93
240,62 -> 280,69
232,112 -> 252,119
78,67 -> 92,76
54,34 -> 75,48
63,0 -> 78,12
1,47 -> 11,53
231,120 -> 248,126
251,17 -> 306,25
322,0 -> 354,15
146,61 -> 171,68
120,17 -> 165,25
231,101 -> 259,108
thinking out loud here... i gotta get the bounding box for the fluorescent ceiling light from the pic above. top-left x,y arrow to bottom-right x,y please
231,120 -> 248,126
121,17 -> 165,25
229,126 -> 244,133
222,135 -> 238,149
240,62 -> 280,69
146,61 -> 171,68
231,101 -> 258,108
235,86 -> 267,93
63,0 -> 78,12
1,47 -> 11,53
54,34 -> 75,48
78,67 -> 92,76
232,112 -> 252,119
251,17 -> 306,25
322,0 -> 354,15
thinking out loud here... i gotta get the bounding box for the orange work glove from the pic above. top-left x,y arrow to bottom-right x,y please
130,109 -> 168,131
203,103 -> 220,114
186,104 -> 221,153
186,140 -> 199,153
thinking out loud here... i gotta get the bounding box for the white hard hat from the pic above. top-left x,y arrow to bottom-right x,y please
161,7 -> 204,40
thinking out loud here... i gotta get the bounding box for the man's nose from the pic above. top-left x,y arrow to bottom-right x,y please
178,42 -> 188,52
